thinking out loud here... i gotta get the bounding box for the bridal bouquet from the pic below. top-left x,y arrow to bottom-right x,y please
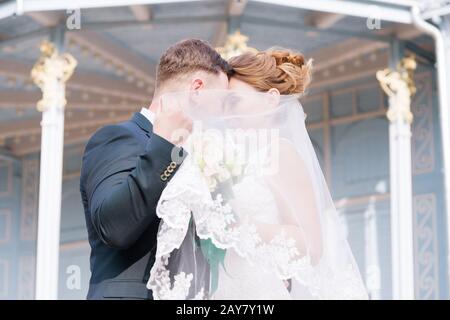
191,130 -> 245,192
189,130 -> 247,292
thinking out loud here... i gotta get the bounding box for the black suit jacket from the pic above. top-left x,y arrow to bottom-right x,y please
80,112 -> 184,299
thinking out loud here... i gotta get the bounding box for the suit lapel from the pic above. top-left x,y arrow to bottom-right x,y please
131,112 -> 153,136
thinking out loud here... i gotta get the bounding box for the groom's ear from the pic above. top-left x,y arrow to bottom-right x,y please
190,78 -> 204,91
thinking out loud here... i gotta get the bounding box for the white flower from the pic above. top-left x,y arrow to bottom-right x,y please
218,167 -> 231,182
227,161 -> 243,177
192,130 -> 246,192
205,175 -> 218,192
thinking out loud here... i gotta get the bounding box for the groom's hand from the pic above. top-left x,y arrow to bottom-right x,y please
153,102 -> 193,146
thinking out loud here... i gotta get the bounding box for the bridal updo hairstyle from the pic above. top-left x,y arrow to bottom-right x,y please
228,48 -> 312,95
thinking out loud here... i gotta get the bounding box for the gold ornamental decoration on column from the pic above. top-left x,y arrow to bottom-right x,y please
376,55 -> 417,124
216,30 -> 258,60
31,40 -> 77,112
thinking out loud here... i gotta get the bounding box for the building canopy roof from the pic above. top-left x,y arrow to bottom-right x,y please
0,0 -> 436,156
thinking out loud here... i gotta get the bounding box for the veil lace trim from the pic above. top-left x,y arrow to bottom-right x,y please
147,157 -> 368,300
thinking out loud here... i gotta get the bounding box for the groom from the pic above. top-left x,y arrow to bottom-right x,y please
80,39 -> 232,299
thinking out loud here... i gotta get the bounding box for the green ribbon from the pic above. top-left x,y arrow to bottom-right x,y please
199,238 -> 226,294
199,177 -> 241,294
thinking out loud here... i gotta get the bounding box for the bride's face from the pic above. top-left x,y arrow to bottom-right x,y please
224,77 -> 280,128
228,77 -> 280,112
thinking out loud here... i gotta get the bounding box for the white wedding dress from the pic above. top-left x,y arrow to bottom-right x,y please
146,90 -> 368,300
213,176 -> 293,300
148,156 -> 366,300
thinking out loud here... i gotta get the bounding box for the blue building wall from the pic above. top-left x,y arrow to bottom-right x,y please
303,69 -> 447,299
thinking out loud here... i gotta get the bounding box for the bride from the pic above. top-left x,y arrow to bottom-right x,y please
147,48 -> 368,300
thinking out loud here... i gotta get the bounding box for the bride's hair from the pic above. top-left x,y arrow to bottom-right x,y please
229,48 -> 312,95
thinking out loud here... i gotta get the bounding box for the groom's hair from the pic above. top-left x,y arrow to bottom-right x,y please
156,39 -> 232,89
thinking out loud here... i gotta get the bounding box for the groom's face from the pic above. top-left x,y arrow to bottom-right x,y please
208,71 -> 229,90
191,70 -> 229,91
186,71 -> 229,116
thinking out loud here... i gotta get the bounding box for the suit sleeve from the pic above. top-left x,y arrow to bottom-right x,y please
83,125 -> 184,249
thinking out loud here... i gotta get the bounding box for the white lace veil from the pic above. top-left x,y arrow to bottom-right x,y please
147,90 -> 368,300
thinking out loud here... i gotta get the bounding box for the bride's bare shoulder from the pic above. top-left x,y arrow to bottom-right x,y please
278,138 -> 301,159
274,137 -> 309,175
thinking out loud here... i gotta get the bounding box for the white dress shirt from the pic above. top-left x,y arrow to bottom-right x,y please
140,107 -> 155,125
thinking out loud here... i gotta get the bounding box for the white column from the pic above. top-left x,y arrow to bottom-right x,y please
439,16 -> 450,294
377,55 -> 416,300
388,111 -> 415,299
35,78 -> 65,300
364,193 -> 382,300
32,29 -> 77,300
